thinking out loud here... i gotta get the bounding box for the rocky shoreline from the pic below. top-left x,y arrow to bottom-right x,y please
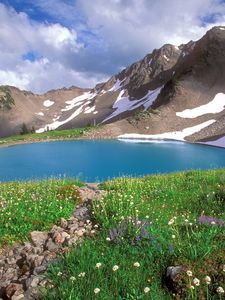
0,184 -> 105,300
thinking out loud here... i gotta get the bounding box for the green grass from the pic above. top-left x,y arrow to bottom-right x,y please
0,127 -> 95,147
0,86 -> 14,110
0,179 -> 83,246
43,169 -> 225,300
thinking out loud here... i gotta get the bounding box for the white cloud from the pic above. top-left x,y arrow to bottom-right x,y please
1,1 -> 225,93
0,3 -> 106,93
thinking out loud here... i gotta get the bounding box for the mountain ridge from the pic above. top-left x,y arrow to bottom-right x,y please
1,26 -> 225,146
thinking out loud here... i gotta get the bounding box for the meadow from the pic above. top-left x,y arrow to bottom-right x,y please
0,127 -> 93,147
0,169 -> 224,299
0,179 -> 83,246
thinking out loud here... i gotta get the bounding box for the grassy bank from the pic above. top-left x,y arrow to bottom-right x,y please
0,127 -> 94,147
0,179 -> 83,246
0,169 -> 224,299
45,169 -> 225,299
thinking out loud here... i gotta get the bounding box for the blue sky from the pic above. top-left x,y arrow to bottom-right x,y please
0,0 -> 225,93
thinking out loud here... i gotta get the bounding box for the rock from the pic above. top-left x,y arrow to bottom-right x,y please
67,236 -> 78,246
33,265 -> 47,275
164,265 -> 185,293
26,275 -> 42,289
5,283 -> 24,299
60,218 -> 68,229
73,206 -> 90,220
68,223 -> 79,234
77,228 -> 85,237
45,238 -> 59,252
30,232 -> 48,248
12,294 -> 25,300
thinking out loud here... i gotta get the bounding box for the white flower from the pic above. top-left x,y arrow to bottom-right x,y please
91,230 -> 96,234
94,224 -> 99,228
94,288 -> 100,294
186,270 -> 193,277
168,219 -> 174,226
144,287 -> 150,293
204,276 -> 211,284
217,287 -> 224,294
145,215 -> 149,219
184,219 -> 189,223
193,278 -> 200,286
70,276 -> 76,281
172,235 -> 176,239
106,237 -> 111,241
189,285 -> 195,290
211,221 -> 216,225
133,262 -> 140,268
223,265 -> 225,272
78,272 -> 85,278
112,265 -> 119,272
189,223 -> 193,226
96,263 -> 102,269
57,271 -> 62,276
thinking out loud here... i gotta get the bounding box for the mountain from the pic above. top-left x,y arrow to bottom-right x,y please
1,26 -> 225,146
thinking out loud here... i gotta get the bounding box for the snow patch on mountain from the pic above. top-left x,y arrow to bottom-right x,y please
118,120 -> 216,141
176,93 -> 225,118
43,100 -> 54,107
102,86 -> 162,123
201,135 -> 225,148
84,106 -> 96,114
108,78 -> 126,92
163,55 -> 169,62
36,101 -> 91,133
35,112 -> 44,116
62,91 -> 96,112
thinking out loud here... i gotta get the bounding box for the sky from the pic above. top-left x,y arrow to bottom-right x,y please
0,0 -> 225,94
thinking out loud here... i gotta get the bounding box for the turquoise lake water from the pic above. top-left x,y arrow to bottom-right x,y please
0,139 -> 225,182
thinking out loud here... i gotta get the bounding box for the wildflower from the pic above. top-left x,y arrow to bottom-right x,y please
204,276 -> 211,284
189,223 -> 193,226
171,235 -> 176,239
211,221 -> 216,225
57,271 -> 62,276
106,237 -> 111,241
133,262 -> 140,268
193,278 -> 200,286
70,276 -> 76,282
78,272 -> 85,278
94,224 -> 99,228
96,263 -> 102,269
91,230 -> 96,234
217,287 -> 224,294
186,270 -> 193,277
112,265 -> 119,272
168,219 -> 174,226
94,288 -> 100,294
184,219 -> 189,223
144,287 -> 150,293
223,265 -> 225,272
189,285 -> 195,290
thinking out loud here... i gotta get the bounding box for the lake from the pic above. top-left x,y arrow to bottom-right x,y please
0,139 -> 225,182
